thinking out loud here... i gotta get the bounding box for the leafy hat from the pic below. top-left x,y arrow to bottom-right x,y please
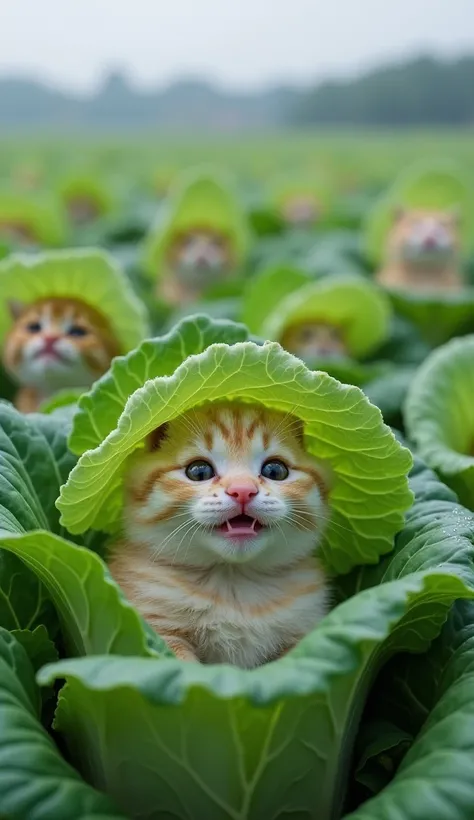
243,266 -> 391,359
364,160 -> 474,266
57,173 -> 116,217
0,249 -> 149,353
0,191 -> 68,246
405,335 -> 474,508
142,166 -> 250,279
271,173 -> 334,218
57,315 -> 413,574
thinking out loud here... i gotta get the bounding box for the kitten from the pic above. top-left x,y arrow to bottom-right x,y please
377,207 -> 463,292
0,221 -> 36,246
3,297 -> 121,413
67,196 -> 100,226
280,322 -> 347,360
161,228 -> 234,304
281,195 -> 320,227
109,402 -> 331,668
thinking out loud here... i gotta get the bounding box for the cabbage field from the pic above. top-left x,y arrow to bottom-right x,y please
1,130 -> 474,820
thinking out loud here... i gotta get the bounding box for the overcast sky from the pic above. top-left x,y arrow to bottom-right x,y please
2,0 -> 473,91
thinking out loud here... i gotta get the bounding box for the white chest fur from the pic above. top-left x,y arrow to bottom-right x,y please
131,559 -> 328,668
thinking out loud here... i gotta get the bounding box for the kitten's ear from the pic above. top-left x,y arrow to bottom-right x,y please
7,299 -> 27,321
145,423 -> 169,452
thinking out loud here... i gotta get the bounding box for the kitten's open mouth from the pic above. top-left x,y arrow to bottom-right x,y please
217,514 -> 264,539
34,349 -> 67,363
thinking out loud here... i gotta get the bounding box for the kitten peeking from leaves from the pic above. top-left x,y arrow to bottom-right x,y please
4,297 -> 120,413
280,321 -> 348,360
0,249 -> 149,413
377,206 -> 463,292
109,402 -> 331,668
161,227 -> 234,305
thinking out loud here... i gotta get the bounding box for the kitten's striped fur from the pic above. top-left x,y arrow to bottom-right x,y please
4,297 -> 120,412
109,402 -> 331,668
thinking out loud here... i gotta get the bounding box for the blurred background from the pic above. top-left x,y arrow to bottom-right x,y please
1,0 -> 473,132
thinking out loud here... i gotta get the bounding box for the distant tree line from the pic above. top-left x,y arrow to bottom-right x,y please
293,56 -> 474,126
0,55 -> 472,131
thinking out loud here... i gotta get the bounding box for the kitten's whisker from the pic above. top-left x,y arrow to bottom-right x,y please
291,505 -> 356,538
151,516 -> 195,558
173,520 -> 202,564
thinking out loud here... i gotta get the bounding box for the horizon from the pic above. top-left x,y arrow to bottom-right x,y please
2,0 -> 473,93
1,49 -> 473,97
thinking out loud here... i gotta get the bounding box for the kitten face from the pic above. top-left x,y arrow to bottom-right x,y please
3,297 -> 120,393
387,208 -> 460,266
67,196 -> 100,226
167,229 -> 233,285
281,196 -> 319,227
0,221 -> 36,246
280,322 -> 347,360
125,403 -> 330,570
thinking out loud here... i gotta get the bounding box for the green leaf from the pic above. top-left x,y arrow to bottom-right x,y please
11,625 -> 58,673
404,335 -> 474,509
386,288 -> 474,346
354,721 -> 413,793
70,314 -> 251,455
336,455 -> 474,602
241,263 -> 311,334
39,389 -> 83,415
59,341 -> 413,574
39,570 -> 473,820
344,601 -> 474,820
0,531 -> 169,658
364,365 -> 416,426
0,405 -> 83,633
0,628 -> 124,820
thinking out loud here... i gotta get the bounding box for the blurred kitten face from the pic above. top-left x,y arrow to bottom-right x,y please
280,322 -> 347,360
388,208 -> 460,265
3,297 -> 120,393
67,197 -> 100,226
125,403 -> 330,570
0,221 -> 36,246
168,229 -> 233,284
281,196 -> 319,227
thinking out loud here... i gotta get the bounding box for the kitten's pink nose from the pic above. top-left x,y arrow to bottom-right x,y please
225,481 -> 259,506
42,334 -> 60,350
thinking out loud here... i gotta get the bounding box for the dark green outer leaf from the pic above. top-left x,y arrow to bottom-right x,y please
0,628 -> 124,820
344,601 -> 474,820
39,569 -> 473,820
336,455 -> 474,601
0,531 -> 168,658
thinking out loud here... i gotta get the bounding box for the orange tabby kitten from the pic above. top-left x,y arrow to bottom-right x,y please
377,207 -> 462,292
280,322 -> 348,360
0,221 -> 36,246
109,403 -> 331,668
281,195 -> 320,227
3,297 -> 121,413
67,196 -> 101,226
161,227 -> 234,304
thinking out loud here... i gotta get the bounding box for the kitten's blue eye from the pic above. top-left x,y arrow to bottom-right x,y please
261,459 -> 289,481
68,325 -> 88,337
185,460 -> 215,481
26,321 -> 42,333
